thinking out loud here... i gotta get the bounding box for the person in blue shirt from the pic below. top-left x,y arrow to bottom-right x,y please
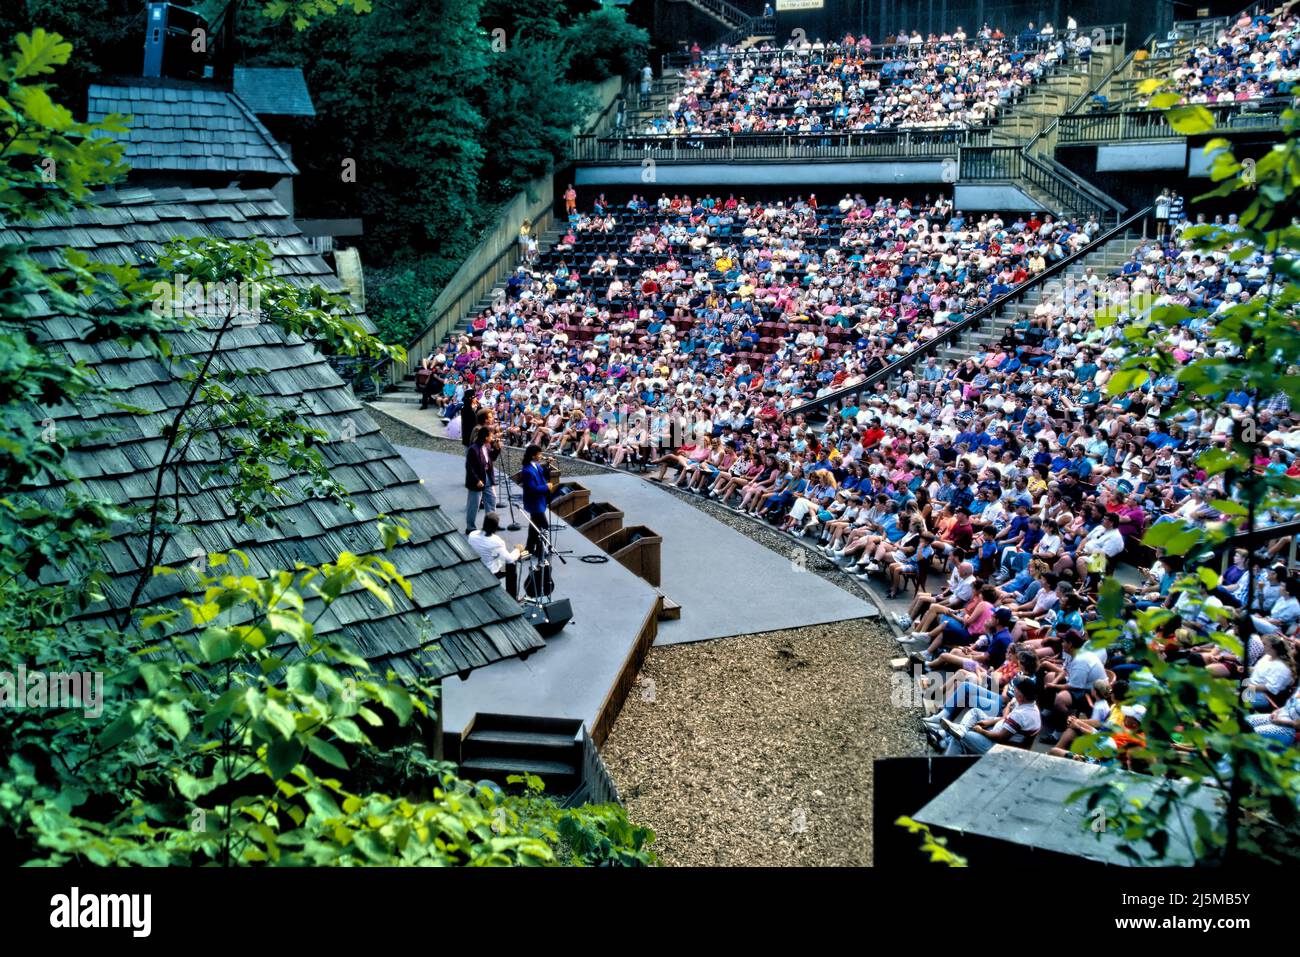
1068,446 -> 1093,480
515,443 -> 553,556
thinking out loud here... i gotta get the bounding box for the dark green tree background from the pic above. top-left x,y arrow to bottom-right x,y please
0,0 -> 648,346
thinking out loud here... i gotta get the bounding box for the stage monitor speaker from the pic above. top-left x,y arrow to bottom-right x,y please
523,598 -> 572,637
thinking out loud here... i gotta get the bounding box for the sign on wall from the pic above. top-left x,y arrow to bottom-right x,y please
775,0 -> 825,10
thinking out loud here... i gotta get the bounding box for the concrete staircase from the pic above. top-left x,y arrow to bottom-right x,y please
991,43 -> 1127,149
671,0 -> 750,31
991,71 -> 1095,146
934,230 -> 1146,363
382,226 -> 565,405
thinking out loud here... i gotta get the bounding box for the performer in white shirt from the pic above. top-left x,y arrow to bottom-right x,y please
468,513 -> 526,598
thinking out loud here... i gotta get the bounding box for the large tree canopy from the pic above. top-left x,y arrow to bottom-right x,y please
1,0 -> 649,346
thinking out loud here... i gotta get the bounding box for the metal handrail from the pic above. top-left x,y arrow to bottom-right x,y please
958,145 -> 1124,225
788,206 -> 1152,417
1009,38 -> 1129,223
1034,151 -> 1127,219
1058,97 -> 1294,143
574,126 -> 990,162
1063,31 -> 1152,116
661,24 -> 1130,70
715,14 -> 775,50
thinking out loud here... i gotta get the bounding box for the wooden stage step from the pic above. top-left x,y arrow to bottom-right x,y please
656,593 -> 682,621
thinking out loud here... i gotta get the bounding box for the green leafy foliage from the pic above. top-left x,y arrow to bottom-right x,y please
895,816 -> 968,866
0,32 -> 654,867
1066,97 -> 1300,864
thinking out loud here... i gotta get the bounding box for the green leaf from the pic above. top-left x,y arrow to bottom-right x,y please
155,702 -> 191,740
1166,105 -> 1215,135
12,29 -> 73,79
198,628 -> 243,663
261,700 -> 297,740
265,738 -> 303,780
375,684 -> 413,724
305,735 -> 349,769
95,710 -> 138,751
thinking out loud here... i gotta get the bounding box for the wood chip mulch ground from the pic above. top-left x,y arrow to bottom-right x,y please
371,408 -> 927,866
601,618 -> 926,867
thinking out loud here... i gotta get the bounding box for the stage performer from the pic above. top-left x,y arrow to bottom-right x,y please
515,443 -> 553,557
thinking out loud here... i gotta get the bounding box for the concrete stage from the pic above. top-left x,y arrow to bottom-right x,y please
574,471 -> 878,645
396,446 -> 877,740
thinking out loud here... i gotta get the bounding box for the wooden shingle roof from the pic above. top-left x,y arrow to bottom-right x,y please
233,67 -> 317,118
9,187 -> 545,679
87,81 -> 298,177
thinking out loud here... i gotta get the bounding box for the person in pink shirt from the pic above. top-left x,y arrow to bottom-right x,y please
910,585 -> 999,663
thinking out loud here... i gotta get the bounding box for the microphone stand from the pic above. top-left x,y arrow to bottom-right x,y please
522,513 -> 566,610
547,499 -> 574,558
493,441 -> 521,530
525,513 -> 567,566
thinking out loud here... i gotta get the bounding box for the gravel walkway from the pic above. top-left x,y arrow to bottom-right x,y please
602,617 -> 921,866
370,405 -> 927,865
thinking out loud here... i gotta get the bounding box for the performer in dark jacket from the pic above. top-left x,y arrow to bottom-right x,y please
515,443 -> 552,556
464,425 -> 498,533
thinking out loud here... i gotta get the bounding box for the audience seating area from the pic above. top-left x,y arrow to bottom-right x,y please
403,4 -> 1300,799
417,174 -> 1300,773
1135,4 -> 1300,105
638,28 -> 1092,136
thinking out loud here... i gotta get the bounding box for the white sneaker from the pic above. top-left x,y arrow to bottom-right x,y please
865,562 -> 881,573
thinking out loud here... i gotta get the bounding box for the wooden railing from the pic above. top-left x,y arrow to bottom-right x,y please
572,126 -> 990,163
1216,518 -> 1300,571
383,79 -> 626,386
562,726 -> 622,808
660,25 -> 1129,71
788,206 -> 1151,418
1058,98 -> 1293,144
385,198 -> 554,388
959,145 -> 1126,226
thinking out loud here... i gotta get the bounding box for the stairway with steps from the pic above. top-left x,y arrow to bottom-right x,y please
381,226 -> 565,405
671,0 -> 750,31
458,713 -> 584,795
995,41 -> 1125,143
933,230 -> 1146,364
990,68 -> 1097,147
968,41 -> 1129,223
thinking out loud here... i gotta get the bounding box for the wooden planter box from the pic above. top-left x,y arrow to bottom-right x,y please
597,525 -> 663,588
550,482 -> 591,520
571,502 -> 624,544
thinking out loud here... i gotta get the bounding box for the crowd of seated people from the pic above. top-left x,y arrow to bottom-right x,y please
797,206 -> 1299,757
1141,4 -> 1300,105
645,26 -> 1077,136
419,179 -> 1300,769
423,192 -> 1095,474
